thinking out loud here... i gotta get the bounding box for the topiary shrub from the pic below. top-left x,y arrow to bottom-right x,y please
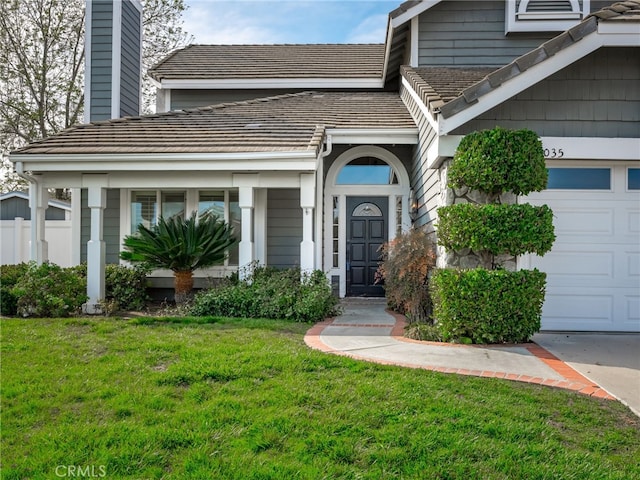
448,127 -> 547,197
11,262 -> 88,317
437,203 -> 555,257
431,268 -> 546,344
431,127 -> 553,343
0,263 -> 29,316
376,228 -> 437,323
190,267 -> 338,322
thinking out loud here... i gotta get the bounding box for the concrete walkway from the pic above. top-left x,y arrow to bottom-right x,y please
305,298 -> 640,415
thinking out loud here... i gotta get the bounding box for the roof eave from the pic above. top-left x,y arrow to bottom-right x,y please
157,78 -> 385,89
11,150 -> 320,173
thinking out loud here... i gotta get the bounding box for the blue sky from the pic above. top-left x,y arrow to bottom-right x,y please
183,1 -> 400,44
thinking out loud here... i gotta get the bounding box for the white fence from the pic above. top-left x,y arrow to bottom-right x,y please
0,218 -> 73,267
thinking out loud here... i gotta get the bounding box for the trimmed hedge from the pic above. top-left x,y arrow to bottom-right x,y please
448,127 -> 547,196
431,268 -> 546,344
437,203 -> 555,256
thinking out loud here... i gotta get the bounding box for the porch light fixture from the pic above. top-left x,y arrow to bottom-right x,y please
409,189 -> 418,221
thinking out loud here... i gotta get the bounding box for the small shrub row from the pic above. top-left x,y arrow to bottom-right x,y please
9,262 -> 88,318
376,228 -> 436,323
437,203 -> 555,256
1,262 -> 150,317
430,268 -> 546,344
190,267 -> 338,322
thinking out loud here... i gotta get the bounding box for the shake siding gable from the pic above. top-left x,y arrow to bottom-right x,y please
418,1 -> 551,67
453,48 -> 640,137
89,1 -> 113,120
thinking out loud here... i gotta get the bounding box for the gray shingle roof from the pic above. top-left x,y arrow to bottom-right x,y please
149,44 -> 385,81
403,0 -> 640,119
13,92 -> 416,156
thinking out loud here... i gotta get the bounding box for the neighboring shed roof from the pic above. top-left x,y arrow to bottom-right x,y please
410,0 -> 640,119
149,44 -> 385,81
12,92 -> 415,156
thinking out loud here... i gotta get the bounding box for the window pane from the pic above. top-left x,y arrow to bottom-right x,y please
131,191 -> 156,231
228,191 -> 241,265
629,168 -> 640,190
336,158 -> 397,185
199,191 -> 225,218
547,168 -> 611,190
161,192 -> 185,219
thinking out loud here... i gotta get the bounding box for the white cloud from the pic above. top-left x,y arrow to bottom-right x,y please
345,14 -> 388,44
184,3 -> 287,44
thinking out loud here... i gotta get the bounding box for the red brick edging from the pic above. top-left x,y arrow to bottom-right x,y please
304,313 -> 616,401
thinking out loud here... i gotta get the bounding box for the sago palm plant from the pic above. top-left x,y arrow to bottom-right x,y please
120,211 -> 237,304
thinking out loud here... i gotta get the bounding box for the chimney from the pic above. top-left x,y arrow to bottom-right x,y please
84,0 -> 142,122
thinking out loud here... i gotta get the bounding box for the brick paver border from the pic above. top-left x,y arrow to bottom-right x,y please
304,312 -> 616,401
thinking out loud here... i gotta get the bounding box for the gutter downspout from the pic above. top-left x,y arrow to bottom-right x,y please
316,134 -> 332,275
15,161 -> 47,264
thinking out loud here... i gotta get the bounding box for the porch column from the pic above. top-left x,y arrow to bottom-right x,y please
238,186 -> 254,279
29,183 -> 48,264
83,186 -> 106,314
300,173 -> 315,273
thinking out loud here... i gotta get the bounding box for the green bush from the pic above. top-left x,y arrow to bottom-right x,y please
437,203 -> 555,256
11,262 -> 88,318
448,127 -> 547,196
377,228 -> 437,323
190,267 -> 338,322
105,264 -> 150,311
431,268 -> 546,344
0,263 -> 29,316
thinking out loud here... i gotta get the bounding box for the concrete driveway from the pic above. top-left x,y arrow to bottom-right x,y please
533,333 -> 640,416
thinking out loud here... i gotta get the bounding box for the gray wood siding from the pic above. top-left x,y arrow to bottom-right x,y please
267,189 -> 302,269
119,0 -> 141,117
453,48 -> 640,137
0,198 -> 66,220
418,1 -> 551,67
400,85 -> 440,233
80,189 -> 121,264
89,0 -> 113,121
170,89 -> 305,110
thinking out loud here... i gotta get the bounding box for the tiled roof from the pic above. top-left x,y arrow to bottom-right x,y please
403,0 -> 640,119
149,44 -> 385,81
401,66 -> 497,114
13,92 -> 415,156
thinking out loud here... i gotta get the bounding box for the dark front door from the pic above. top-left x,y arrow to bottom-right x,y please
346,196 -> 387,297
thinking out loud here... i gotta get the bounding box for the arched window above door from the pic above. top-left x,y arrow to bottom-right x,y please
336,157 -> 398,185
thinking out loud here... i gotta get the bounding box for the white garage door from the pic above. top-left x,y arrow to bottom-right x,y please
520,163 -> 640,332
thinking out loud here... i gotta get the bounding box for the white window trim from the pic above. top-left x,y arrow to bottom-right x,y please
120,188 -> 241,276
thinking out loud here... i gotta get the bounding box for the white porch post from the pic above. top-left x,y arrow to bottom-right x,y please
29,183 -> 48,264
84,186 -> 106,314
238,186 -> 255,279
300,173 -> 315,273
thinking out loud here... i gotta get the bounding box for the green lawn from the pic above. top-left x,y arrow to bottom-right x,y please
1,317 -> 638,479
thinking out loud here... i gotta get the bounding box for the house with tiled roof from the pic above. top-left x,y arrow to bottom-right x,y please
11,0 -> 639,332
